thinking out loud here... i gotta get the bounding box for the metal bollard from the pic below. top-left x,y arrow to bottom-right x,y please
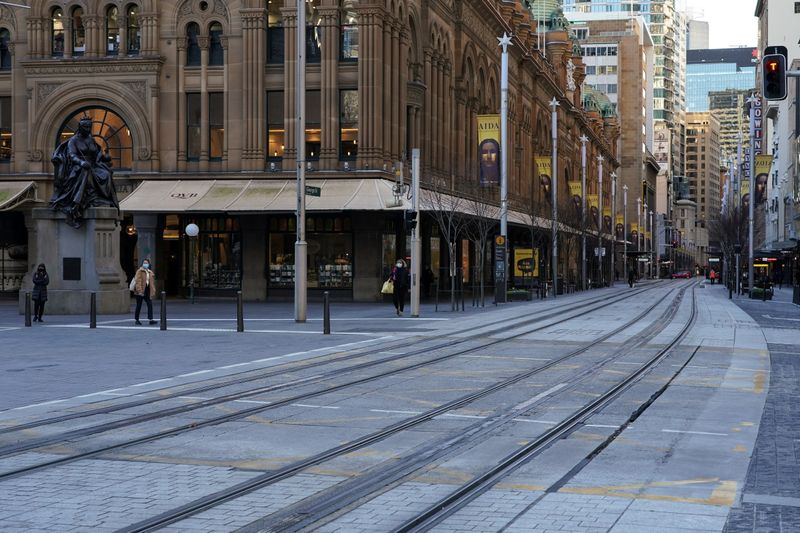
24,292 -> 32,327
763,283 -> 768,302
323,291 -> 330,335
236,291 -> 244,332
160,291 -> 167,331
729,283 -> 733,299
90,292 -> 97,329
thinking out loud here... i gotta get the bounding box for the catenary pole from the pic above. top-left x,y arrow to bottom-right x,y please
597,155 -> 604,286
294,0 -> 307,322
498,33 -> 512,303
747,93 -> 757,297
580,135 -> 588,291
550,97 -> 559,298
410,149 -> 421,317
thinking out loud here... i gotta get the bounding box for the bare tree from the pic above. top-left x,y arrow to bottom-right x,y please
709,205 -> 748,285
422,181 -> 469,310
512,193 -> 550,295
556,196 -> 583,287
463,186 -> 499,307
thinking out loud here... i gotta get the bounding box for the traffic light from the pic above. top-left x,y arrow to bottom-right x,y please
762,54 -> 787,100
404,210 -> 418,232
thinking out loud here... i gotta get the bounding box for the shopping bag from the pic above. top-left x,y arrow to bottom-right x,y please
129,277 -> 136,291
381,279 -> 394,294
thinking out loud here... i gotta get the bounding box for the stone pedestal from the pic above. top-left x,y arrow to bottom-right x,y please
19,207 -> 129,314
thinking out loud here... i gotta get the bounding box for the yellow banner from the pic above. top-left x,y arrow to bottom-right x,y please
587,194 -> 598,210
741,177 -> 750,208
630,223 -> 639,233
514,248 -> 539,278
535,156 -> 552,179
645,231 -> 651,239
478,115 -> 500,187
615,214 -> 624,226
755,154 -> 773,204
568,181 -> 582,197
603,207 -> 611,218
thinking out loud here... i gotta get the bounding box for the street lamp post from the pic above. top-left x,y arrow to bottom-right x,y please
637,197 -> 642,278
623,185 -> 628,277
597,155 -> 604,287
185,223 -> 199,303
643,201 -> 648,278
649,209 -> 654,279
294,0 -> 307,322
580,135 -> 588,291
611,172 -> 616,287
498,32 -> 512,304
550,97 -> 560,298
747,93 -> 757,298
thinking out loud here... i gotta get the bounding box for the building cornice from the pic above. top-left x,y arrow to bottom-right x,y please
19,57 -> 165,76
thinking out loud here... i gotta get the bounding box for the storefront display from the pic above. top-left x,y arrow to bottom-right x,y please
269,215 -> 353,289
186,217 -> 242,290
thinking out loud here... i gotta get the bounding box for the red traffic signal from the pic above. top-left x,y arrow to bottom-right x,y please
762,54 -> 787,100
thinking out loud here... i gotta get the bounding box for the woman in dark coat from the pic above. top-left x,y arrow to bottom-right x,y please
32,263 -> 49,322
389,258 -> 409,316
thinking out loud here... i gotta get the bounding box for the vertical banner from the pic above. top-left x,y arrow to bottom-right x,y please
630,223 -> 639,245
754,154 -> 773,205
603,207 -> 612,233
478,115 -> 500,187
568,181 -> 582,216
740,178 -> 750,210
536,156 -> 552,202
615,214 -> 624,241
513,248 -> 539,278
587,194 -> 599,228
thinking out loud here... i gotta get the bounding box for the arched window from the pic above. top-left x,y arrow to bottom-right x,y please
0,28 -> 11,70
51,7 -> 64,57
186,23 -> 200,66
126,4 -> 140,55
106,6 -> 119,55
267,0 -> 283,64
305,0 -> 321,63
340,0 -> 358,61
72,7 -> 85,56
209,22 -> 223,66
57,108 -> 133,170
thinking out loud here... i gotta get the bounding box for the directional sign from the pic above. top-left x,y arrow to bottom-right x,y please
305,185 -> 321,197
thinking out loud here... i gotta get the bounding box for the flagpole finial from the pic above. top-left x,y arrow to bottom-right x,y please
498,32 -> 513,53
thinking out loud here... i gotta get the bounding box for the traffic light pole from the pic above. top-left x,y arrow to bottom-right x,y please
410,149 -> 421,318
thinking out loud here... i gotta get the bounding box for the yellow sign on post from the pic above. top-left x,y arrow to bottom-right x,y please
514,248 -> 539,277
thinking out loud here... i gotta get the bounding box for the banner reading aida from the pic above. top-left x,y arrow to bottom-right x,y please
740,178 -> 750,210
587,194 -> 599,227
477,115 -> 500,187
615,214 -> 624,240
536,156 -> 553,202
514,248 -> 539,278
568,181 -> 582,216
754,154 -> 773,204
603,206 -> 612,233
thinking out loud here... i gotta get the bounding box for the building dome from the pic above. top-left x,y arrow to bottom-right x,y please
524,0 -> 571,32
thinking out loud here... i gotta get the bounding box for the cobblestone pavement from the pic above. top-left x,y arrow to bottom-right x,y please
724,285 -> 800,532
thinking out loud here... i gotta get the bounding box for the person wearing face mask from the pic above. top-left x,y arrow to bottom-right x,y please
31,264 -> 49,322
389,258 -> 409,316
132,258 -> 157,325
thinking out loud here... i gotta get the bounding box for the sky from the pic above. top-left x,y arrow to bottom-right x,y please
685,0 -> 758,49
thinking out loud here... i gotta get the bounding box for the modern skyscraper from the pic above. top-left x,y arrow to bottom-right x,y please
687,20 -> 709,50
686,48 -> 757,112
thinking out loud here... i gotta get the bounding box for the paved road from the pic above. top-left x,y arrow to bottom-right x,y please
0,281 -> 786,532
724,284 -> 800,532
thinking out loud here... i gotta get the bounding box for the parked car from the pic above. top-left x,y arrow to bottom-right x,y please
671,270 -> 692,279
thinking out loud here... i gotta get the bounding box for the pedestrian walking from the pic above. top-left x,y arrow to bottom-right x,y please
389,258 -> 409,315
32,263 -> 49,322
628,266 -> 636,288
132,258 -> 157,325
709,269 -> 716,285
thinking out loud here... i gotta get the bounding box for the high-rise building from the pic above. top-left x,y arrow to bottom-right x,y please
686,48 -> 757,112
687,20 -> 709,50
685,112 -> 721,227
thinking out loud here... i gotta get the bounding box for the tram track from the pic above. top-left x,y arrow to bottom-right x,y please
113,283 -> 693,532
0,284 -> 660,462
0,283 -> 657,441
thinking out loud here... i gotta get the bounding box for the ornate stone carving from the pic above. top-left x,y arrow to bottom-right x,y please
37,82 -> 63,106
21,58 -> 164,76
138,147 -> 151,161
29,149 -> 43,162
566,59 -> 576,92
120,80 -> 147,102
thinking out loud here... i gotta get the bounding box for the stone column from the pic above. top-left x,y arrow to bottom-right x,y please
177,38 -> 187,171
282,6 -> 298,169
318,6 -> 339,169
389,21 -> 400,159
119,16 -> 128,57
221,36 -> 230,169
141,12 -> 158,56
443,61 -> 451,175
357,6 -> 383,168
149,85 -> 159,167
423,49 -> 432,170
64,17 -> 73,58
199,36 -> 210,169
241,9 -> 265,170
398,28 -> 408,157
381,17 -> 392,163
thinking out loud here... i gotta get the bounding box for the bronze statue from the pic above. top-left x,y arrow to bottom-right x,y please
50,116 -> 119,228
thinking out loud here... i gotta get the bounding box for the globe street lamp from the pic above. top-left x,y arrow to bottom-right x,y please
185,223 -> 199,304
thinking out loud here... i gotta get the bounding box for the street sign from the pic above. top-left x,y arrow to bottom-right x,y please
305,185 -> 321,197
494,236 -> 507,303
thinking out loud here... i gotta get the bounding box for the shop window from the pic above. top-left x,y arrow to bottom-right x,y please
340,1 -> 358,61
267,91 -> 284,160
51,7 -> 64,57
186,92 -> 201,160
0,28 -> 10,70
209,92 -> 224,160
382,219 -> 397,279
126,4 -> 141,55
56,107 -> 133,170
186,22 -> 200,66
185,217 -> 242,290
340,89 -> 358,160
0,96 -> 10,162
267,1 -> 283,64
269,215 -> 353,289
106,6 -> 119,55
209,22 -> 224,66
306,90 -> 320,160
72,7 -> 85,56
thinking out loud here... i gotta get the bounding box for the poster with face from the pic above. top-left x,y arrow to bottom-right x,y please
477,115 -> 500,187
754,154 -> 773,205
603,207 -> 612,233
536,156 -> 552,202
568,181 -> 582,216
587,194 -> 599,228
741,178 -> 750,211
615,214 -> 624,241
